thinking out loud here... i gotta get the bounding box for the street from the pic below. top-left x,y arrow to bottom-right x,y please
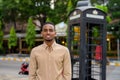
106,65 -> 120,80
0,59 -> 120,80
0,60 -> 28,80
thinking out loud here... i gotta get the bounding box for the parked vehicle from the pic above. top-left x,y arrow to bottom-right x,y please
19,62 -> 29,75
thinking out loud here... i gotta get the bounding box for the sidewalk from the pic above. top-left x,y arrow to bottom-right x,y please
0,57 -> 30,62
106,65 -> 120,80
109,60 -> 120,66
0,54 -> 30,62
1,56 -> 120,66
0,74 -> 28,80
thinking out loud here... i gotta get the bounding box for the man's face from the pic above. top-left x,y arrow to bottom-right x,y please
41,24 -> 56,41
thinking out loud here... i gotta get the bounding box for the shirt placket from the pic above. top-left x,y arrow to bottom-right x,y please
46,46 -> 54,80
48,52 -> 52,80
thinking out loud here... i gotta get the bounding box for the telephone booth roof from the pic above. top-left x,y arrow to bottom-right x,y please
68,6 -> 107,24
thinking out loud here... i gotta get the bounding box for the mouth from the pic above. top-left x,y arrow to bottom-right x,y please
46,35 -> 50,38
45,36 -> 53,41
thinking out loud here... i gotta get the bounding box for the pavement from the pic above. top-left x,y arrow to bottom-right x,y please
0,55 -> 120,80
0,75 -> 28,80
0,55 -> 29,80
0,56 -> 120,66
106,65 -> 120,80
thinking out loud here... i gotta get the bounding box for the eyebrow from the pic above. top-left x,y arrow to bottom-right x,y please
42,25 -> 55,31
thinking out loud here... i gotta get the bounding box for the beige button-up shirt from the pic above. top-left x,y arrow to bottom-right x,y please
29,41 -> 71,80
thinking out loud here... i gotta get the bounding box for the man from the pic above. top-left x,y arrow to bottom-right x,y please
29,22 -> 71,80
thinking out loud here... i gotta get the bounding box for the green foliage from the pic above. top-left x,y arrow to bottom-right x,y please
107,0 -> 120,11
92,27 -> 99,38
49,0 -> 78,23
95,4 -> 111,23
0,0 -> 78,25
112,12 -> 120,19
8,26 -> 17,49
107,52 -> 117,57
91,0 -> 104,5
0,20 -> 3,49
107,0 -> 120,19
107,0 -> 120,39
107,21 -> 120,39
48,0 -> 68,23
67,0 -> 73,16
25,17 -> 36,50
1,0 -> 19,21
46,17 -> 51,22
106,16 -> 112,23
95,4 -> 108,13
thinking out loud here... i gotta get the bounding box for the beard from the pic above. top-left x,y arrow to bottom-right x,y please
45,38 -> 53,42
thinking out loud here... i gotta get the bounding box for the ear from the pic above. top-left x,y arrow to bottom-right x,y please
41,31 -> 43,37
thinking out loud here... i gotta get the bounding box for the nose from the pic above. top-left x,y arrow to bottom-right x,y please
46,30 -> 50,34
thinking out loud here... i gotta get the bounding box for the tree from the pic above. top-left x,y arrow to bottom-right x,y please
0,0 -> 78,26
107,0 -> 120,37
107,0 -> 120,19
0,20 -> 3,50
1,0 -> 20,28
107,21 -> 120,38
25,17 -> 36,50
48,0 -> 78,23
8,26 -> 17,53
67,0 -> 73,16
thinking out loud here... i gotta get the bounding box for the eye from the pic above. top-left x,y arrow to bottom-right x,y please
49,29 -> 54,32
43,29 -> 48,32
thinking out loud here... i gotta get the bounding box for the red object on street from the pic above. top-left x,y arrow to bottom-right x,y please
95,45 -> 102,60
19,62 -> 29,75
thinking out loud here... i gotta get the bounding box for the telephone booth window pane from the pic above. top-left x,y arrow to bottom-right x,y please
85,23 -> 104,80
70,25 -> 80,78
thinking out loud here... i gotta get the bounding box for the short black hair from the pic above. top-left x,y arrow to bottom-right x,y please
40,22 -> 55,32
42,22 -> 55,27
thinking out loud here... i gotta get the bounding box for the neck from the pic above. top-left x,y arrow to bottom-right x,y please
45,40 -> 54,47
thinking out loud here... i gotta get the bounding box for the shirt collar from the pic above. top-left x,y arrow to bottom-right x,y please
42,41 -> 57,50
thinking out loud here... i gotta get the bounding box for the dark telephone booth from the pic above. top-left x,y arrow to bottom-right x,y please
68,7 -> 107,80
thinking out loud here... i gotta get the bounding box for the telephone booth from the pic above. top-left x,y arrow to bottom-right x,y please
68,6 -> 107,80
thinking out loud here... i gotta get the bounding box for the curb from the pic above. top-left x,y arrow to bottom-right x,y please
109,61 -> 120,66
0,57 -> 30,62
91,60 -> 120,66
0,57 -> 120,66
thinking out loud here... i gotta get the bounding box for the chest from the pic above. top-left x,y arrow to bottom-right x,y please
35,49 -> 65,64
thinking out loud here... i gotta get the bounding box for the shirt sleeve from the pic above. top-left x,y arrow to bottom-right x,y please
29,49 -> 38,80
63,48 -> 72,80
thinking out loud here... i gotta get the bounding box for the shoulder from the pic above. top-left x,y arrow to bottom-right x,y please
56,43 -> 69,51
30,44 -> 44,56
31,44 -> 44,52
